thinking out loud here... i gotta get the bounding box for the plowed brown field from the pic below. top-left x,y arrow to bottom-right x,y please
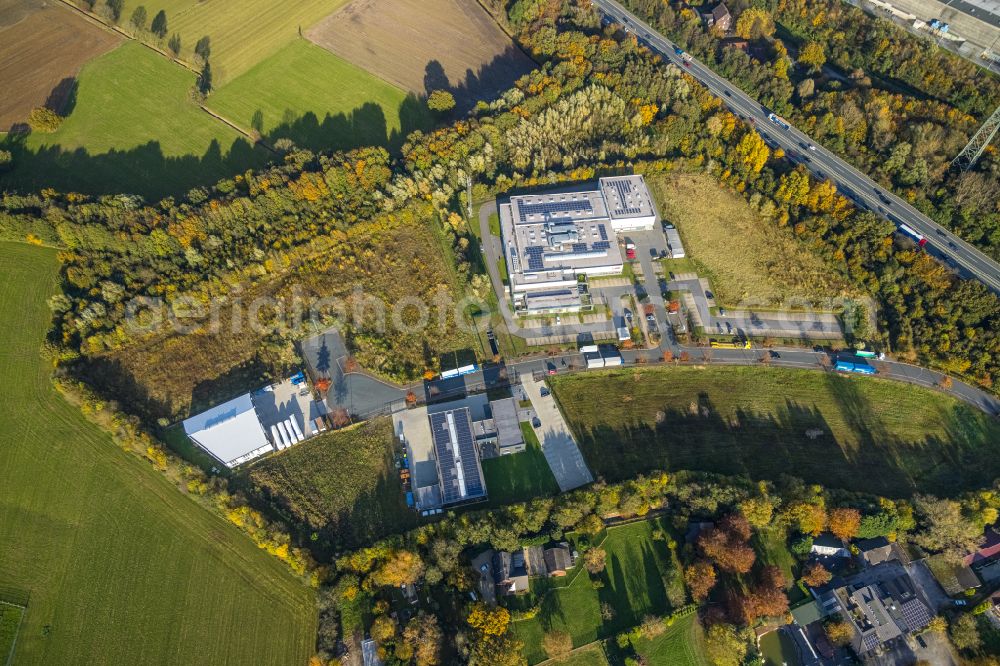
0,2 -> 120,130
306,0 -> 535,111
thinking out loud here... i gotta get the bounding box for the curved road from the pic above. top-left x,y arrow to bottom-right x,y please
593,0 -> 1000,294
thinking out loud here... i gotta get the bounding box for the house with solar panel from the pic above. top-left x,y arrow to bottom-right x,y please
804,562 -> 933,659
498,175 -> 658,315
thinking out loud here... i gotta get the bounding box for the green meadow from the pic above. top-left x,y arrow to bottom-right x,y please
0,241 -> 316,665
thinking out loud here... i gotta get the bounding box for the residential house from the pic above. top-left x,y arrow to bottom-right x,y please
811,533 -> 850,558
965,528 -> 1000,570
829,563 -> 933,657
855,537 -> 901,567
700,2 -> 732,31
493,550 -> 529,595
543,543 -> 574,576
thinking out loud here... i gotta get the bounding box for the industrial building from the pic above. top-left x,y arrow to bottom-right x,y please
182,393 -> 272,468
498,175 -> 658,313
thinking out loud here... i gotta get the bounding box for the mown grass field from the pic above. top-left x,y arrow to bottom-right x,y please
632,612 -> 709,666
648,173 -> 855,307
208,39 -> 432,154
112,0 -> 350,84
513,518 -> 677,664
550,366 -> 1000,496
244,418 -> 418,551
0,42 -> 268,199
482,423 -> 560,505
0,602 -> 24,665
0,241 -> 316,665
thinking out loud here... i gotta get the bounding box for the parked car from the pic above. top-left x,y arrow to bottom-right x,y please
532,416 -> 542,428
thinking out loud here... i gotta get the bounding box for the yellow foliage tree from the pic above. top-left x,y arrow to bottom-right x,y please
735,7 -> 775,39
734,131 -> 770,174
798,42 -> 827,72
467,604 -> 511,637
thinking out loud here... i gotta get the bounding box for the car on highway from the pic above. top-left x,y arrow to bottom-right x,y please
646,313 -> 656,323
808,144 -> 816,151
769,350 -> 781,358
683,61 -> 690,68
723,89 -> 731,96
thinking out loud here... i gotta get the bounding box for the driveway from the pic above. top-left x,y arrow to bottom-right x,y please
521,375 -> 593,491
299,327 -> 407,417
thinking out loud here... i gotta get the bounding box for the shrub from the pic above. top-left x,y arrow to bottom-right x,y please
27,107 -> 62,132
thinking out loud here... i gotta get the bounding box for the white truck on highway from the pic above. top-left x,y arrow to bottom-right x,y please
767,113 -> 790,130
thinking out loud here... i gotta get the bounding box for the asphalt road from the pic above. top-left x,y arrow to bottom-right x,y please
592,0 -> 1000,295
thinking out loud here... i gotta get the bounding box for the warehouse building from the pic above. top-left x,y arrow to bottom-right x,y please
498,175 -> 658,313
182,393 -> 272,467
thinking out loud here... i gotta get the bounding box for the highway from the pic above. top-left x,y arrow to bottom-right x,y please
592,0 -> 1000,295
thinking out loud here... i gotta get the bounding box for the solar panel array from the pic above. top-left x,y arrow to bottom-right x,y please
598,224 -> 608,240
429,410 -> 485,504
518,199 -> 593,222
524,246 -> 545,271
899,599 -> 931,631
572,243 -> 588,253
609,179 -> 642,216
592,241 -> 611,251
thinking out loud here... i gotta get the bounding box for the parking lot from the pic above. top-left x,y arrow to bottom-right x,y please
252,375 -> 328,440
521,375 -> 593,491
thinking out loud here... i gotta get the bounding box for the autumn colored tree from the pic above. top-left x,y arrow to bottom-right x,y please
801,561 -> 832,588
371,549 -> 424,587
734,131 -> 770,174
740,496 -> 774,528
685,560 -> 717,601
402,613 -> 442,666
583,546 -> 607,574
370,614 -> 397,642
824,620 -> 854,646
798,42 -> 826,73
705,622 -> 748,666
331,407 -> 351,428
828,508 -> 861,540
27,107 -> 62,132
734,7 -> 775,39
698,516 -> 756,574
467,604 -> 511,637
427,90 -> 456,113
785,501 -> 827,536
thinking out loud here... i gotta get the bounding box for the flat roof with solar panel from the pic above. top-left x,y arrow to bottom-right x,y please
498,176 -> 657,305
429,408 -> 487,506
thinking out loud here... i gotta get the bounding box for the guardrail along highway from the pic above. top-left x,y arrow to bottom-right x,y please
593,0 -> 1000,295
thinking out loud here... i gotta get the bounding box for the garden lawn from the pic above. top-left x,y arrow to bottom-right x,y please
513,518 -> 676,664
208,39 -> 432,153
0,242 -> 316,665
244,418 -> 418,551
648,173 -> 855,307
0,603 -> 24,665
482,423 -> 560,505
550,365 -> 1000,497
0,42 -> 268,199
632,612 -> 709,666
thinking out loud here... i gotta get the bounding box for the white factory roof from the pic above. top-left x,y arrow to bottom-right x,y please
183,393 -> 271,467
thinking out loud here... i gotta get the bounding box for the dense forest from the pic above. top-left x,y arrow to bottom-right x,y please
623,0 -> 1000,259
